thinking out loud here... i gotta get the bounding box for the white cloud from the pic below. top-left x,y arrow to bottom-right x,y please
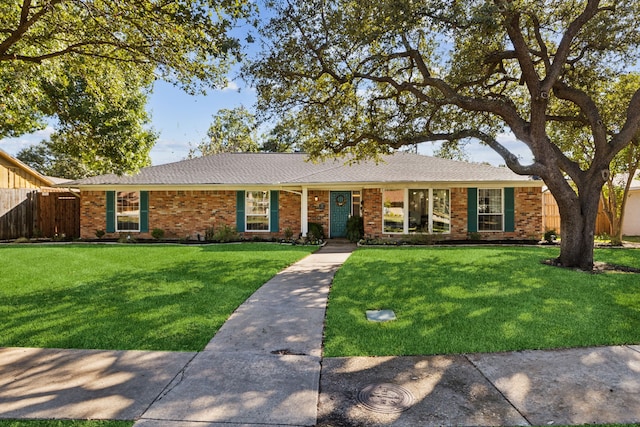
220,81 -> 240,92
0,126 -> 55,156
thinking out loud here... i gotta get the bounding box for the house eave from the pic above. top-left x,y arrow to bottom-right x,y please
75,179 -> 543,192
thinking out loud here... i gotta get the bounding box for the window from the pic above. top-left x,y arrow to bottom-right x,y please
352,191 -> 361,217
116,191 -> 140,231
384,189 -> 450,234
432,189 -> 451,233
478,189 -> 503,231
409,190 -> 429,232
246,191 -> 270,231
383,190 -> 404,233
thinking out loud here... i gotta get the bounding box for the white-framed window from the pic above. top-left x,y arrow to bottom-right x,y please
116,191 -> 140,231
478,188 -> 503,231
383,189 -> 405,233
383,188 -> 450,234
246,190 -> 270,231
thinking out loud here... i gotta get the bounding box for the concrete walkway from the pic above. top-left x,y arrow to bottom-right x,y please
1,241 -> 640,426
134,242 -> 354,427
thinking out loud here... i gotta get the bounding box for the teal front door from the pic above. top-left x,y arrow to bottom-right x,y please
330,191 -> 351,238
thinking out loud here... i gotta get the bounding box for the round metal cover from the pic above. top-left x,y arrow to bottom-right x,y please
357,383 -> 415,414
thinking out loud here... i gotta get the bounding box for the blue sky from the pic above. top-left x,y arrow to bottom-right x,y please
0,68 -> 534,168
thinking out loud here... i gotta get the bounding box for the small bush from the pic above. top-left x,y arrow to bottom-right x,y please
14,237 -> 30,243
543,229 -> 557,243
215,225 -> 238,243
308,222 -> 325,240
283,227 -> 294,241
152,228 -> 165,240
345,216 -> 364,242
468,232 -> 481,240
205,226 -> 216,241
95,229 -> 106,239
118,234 -> 136,243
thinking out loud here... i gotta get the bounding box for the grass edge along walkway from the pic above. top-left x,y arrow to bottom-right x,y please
0,243 -> 317,352
324,246 -> 640,357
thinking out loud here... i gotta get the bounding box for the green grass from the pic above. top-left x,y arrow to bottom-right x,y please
324,246 -> 640,357
0,243 -> 316,352
0,422 -> 132,427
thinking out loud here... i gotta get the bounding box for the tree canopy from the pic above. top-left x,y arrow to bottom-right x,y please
249,0 -> 640,269
1,0 -> 253,172
188,106 -> 260,156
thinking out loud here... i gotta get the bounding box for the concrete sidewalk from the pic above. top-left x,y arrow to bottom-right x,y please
1,241 -> 640,426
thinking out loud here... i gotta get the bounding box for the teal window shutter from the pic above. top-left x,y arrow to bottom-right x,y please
106,191 -> 115,233
236,191 -> 245,232
504,187 -> 515,232
140,191 -> 149,232
270,190 -> 279,232
467,188 -> 478,233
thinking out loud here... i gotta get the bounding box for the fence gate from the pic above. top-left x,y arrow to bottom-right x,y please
37,192 -> 80,238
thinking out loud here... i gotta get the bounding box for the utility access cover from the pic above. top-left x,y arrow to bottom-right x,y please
357,383 -> 415,414
365,309 -> 397,322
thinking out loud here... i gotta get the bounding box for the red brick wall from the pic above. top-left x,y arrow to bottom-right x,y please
80,186 -> 542,241
307,190 -> 330,237
80,190 -> 302,240
362,188 -> 382,237
361,187 -> 542,240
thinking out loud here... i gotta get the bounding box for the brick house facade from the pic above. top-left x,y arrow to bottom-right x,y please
73,153 -> 544,241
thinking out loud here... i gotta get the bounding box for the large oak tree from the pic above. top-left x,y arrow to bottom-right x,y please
249,0 -> 640,270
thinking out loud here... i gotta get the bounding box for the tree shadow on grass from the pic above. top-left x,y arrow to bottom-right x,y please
324,247 -> 640,356
0,250 -> 310,352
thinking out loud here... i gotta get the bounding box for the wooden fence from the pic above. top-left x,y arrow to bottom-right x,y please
0,189 -> 80,240
542,191 -> 612,235
0,189 -> 38,240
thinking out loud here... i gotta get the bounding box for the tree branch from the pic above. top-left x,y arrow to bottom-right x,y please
542,0 -> 603,92
0,0 -> 64,57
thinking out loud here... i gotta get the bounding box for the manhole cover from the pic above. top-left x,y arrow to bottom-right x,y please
357,383 -> 415,414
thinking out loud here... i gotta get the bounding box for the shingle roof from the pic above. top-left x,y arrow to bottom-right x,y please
68,152 -> 537,187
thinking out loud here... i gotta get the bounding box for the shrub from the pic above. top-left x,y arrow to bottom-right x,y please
345,216 -> 364,242
215,225 -> 238,243
95,229 -> 105,239
468,232 -> 481,240
283,227 -> 294,241
308,222 -> 325,240
543,229 -> 557,244
151,228 -> 165,240
205,226 -> 216,241
14,237 -> 30,243
118,234 -> 136,243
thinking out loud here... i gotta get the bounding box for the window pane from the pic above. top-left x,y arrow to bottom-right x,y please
409,190 -> 429,232
117,215 -> 140,231
479,214 -> 503,231
116,191 -> 140,231
246,191 -> 269,215
478,189 -> 503,231
383,190 -> 404,233
117,191 -> 139,213
479,189 -> 502,214
433,189 -> 450,233
246,216 -> 269,231
352,191 -> 361,217
246,191 -> 269,231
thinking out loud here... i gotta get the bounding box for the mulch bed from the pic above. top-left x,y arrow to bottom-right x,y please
542,258 -> 640,274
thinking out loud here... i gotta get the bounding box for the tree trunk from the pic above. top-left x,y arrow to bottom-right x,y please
554,183 -> 602,270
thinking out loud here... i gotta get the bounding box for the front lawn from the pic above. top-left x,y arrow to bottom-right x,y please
0,243 -> 316,352
324,246 -> 640,357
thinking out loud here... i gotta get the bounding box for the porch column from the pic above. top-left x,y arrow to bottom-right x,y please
301,187 -> 308,237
